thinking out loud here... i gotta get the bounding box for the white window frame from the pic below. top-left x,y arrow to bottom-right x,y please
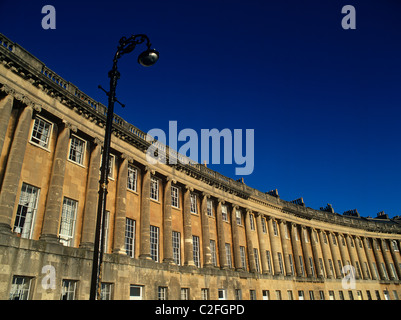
218,289 -> 226,300
125,218 -> 135,258
225,243 -> 232,268
9,276 -> 32,300
150,176 -> 159,201
130,285 -> 143,300
61,280 -> 77,300
171,185 -> 179,208
249,214 -> 255,231
172,231 -> 181,265
190,193 -> 197,214
100,283 -> 113,300
272,220 -> 278,236
221,205 -> 228,222
59,197 -> 78,247
30,116 -> 52,149
158,287 -> 168,300
207,199 -> 213,217
127,165 -> 138,192
181,288 -> 189,300
68,135 -> 86,165
13,183 -> 40,239
254,248 -> 260,273
193,235 -> 200,267
240,246 -> 247,270
236,209 -> 242,225
210,240 -> 217,267
150,225 -> 159,262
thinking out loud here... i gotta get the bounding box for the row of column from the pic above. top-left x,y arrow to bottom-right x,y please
1,93 -> 401,284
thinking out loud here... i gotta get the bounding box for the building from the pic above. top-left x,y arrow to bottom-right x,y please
0,32 -> 400,300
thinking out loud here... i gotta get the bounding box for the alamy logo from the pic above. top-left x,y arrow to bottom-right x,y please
41,5 -> 56,30
146,121 -> 254,175
341,265 -> 356,289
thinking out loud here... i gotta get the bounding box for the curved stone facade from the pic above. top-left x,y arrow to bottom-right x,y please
0,33 -> 400,300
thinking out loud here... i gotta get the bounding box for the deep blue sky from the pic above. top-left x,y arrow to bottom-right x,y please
1,0 -> 400,218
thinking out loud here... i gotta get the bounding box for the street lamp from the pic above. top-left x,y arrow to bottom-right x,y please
90,34 -> 159,300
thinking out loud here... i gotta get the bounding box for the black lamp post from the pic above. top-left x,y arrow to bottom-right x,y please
89,34 -> 159,300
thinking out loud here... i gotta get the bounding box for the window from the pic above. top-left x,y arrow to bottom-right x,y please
235,209 -> 242,225
375,290 -> 381,300
9,276 -> 31,300
100,152 -> 114,179
221,205 -> 228,221
61,280 -> 77,300
383,290 -> 389,300
261,217 -> 267,233
158,287 -> 168,300
100,283 -> 112,300
309,291 -> 315,300
278,252 -> 284,274
68,135 -> 86,165
201,288 -> 209,300
275,290 -> 281,300
59,198 -> 78,246
392,240 -> 399,252
150,177 -> 159,201
30,116 -> 52,148
364,262 -> 371,279
348,291 -> 354,300
249,214 -> 255,230
254,248 -> 260,273
392,290 -> 399,300
309,257 -> 315,277
329,291 -> 335,300
130,285 -> 143,300
13,183 -> 40,239
322,232 -> 328,244
150,225 -> 159,262
356,290 -> 363,300
172,231 -> 181,265
381,262 -> 389,280
298,290 -> 304,300
103,210 -> 110,253
181,288 -> 189,300
250,290 -> 257,300
225,243 -> 232,268
332,234 -> 337,245
240,246 -> 247,270
319,258 -> 325,277
272,220 -> 278,236
235,289 -> 242,300
329,259 -> 335,277
262,290 -> 269,300
210,240 -> 217,267
171,186 -> 179,208
218,289 -> 226,300
289,254 -> 294,275
338,291 -> 344,300
127,165 -> 138,192
207,199 -> 213,217
266,250 -> 272,274
190,193 -> 197,213
390,263 -> 398,280
299,256 -> 305,276
125,218 -> 135,258
287,290 -> 293,300
193,236 -> 200,267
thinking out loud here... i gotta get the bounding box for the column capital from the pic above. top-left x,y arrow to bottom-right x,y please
201,192 -> 210,199
232,204 -> 239,210
62,119 -> 78,133
217,198 -> 225,204
185,185 -> 194,192
93,136 -> 103,146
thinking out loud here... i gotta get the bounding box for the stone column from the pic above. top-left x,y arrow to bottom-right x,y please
0,105 -> 34,233
371,238 -> 386,280
0,93 -> 14,156
256,213 -> 269,274
278,220 -> 292,276
354,236 -> 369,280
290,223 -> 303,277
389,239 -> 401,280
112,154 -> 129,254
162,177 -> 174,263
245,209 -> 256,272
200,193 -> 212,267
267,217 -> 282,275
139,167 -> 151,260
183,186 -> 195,266
80,138 -> 102,249
318,230 -> 334,278
363,237 -> 378,280
380,239 -> 396,280
328,232 -> 342,278
300,226 -> 314,277
216,199 -> 227,269
345,234 -> 360,279
310,228 -> 323,278
40,121 -> 74,242
230,205 -> 241,270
